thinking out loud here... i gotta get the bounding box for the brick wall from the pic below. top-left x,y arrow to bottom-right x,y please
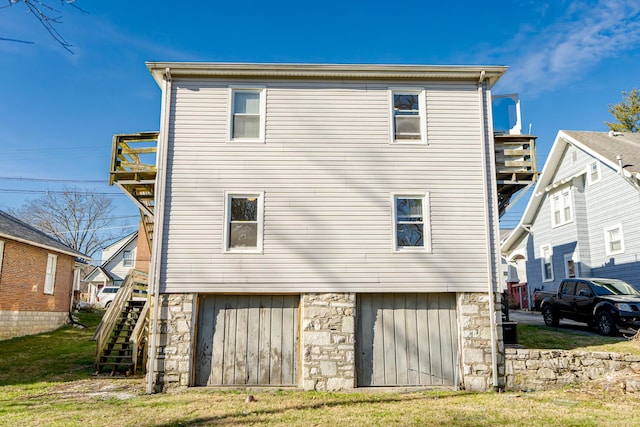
135,221 -> 151,274
0,238 -> 75,337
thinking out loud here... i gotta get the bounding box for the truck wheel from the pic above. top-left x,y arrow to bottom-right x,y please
596,311 -> 618,336
542,305 -> 558,327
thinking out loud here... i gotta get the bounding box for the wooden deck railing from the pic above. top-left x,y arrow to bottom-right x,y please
130,300 -> 150,373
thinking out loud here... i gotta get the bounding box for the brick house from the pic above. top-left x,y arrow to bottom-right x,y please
0,210 -> 90,340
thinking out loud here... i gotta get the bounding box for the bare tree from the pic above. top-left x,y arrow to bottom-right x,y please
10,187 -> 130,257
605,88 -> 640,133
2,0 -> 86,53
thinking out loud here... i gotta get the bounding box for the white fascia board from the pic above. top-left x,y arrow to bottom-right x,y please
0,232 -> 92,261
146,62 -> 508,88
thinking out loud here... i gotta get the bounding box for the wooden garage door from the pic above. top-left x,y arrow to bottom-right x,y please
357,293 -> 458,386
195,295 -> 299,386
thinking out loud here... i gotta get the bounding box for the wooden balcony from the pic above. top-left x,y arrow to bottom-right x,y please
494,134 -> 538,217
109,131 -> 537,250
109,132 -> 158,250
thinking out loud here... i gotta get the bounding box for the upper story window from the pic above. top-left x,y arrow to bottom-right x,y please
550,187 -> 573,227
123,250 -> 133,267
229,88 -> 266,142
587,161 -> 600,185
44,253 -> 57,295
604,224 -> 625,256
224,192 -> 264,253
391,90 -> 426,143
393,194 -> 431,252
540,244 -> 553,282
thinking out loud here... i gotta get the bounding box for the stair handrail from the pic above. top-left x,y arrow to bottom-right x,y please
93,269 -> 149,363
130,300 -> 150,373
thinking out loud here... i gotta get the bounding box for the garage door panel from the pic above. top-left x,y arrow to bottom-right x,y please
357,293 -> 458,387
195,294 -> 299,386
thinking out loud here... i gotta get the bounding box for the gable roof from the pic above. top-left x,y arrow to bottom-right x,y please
501,130 -> 640,255
0,210 -> 90,260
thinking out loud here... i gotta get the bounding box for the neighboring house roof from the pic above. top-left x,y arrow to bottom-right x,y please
501,130 -> 640,255
83,231 -> 137,282
0,210 -> 90,260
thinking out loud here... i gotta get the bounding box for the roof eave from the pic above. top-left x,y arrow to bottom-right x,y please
0,232 -> 91,261
146,62 -> 508,88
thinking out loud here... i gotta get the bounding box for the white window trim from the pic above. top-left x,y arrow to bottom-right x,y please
550,187 -> 573,228
223,191 -> 265,253
563,253 -> 577,278
587,161 -> 601,185
604,223 -> 625,256
122,250 -> 134,267
228,86 -> 266,143
391,192 -> 432,253
389,88 -> 427,144
540,244 -> 554,282
0,240 -> 4,277
44,253 -> 57,295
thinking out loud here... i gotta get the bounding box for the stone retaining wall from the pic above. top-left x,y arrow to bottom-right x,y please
505,348 -> 640,392
0,310 -> 68,340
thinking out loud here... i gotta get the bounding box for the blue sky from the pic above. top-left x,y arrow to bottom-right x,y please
1,0 -> 639,233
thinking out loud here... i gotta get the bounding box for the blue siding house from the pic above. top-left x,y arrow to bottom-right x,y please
502,130 -> 640,299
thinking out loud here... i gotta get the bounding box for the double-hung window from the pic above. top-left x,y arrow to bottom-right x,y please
393,194 -> 431,251
0,240 -> 4,278
604,224 -> 625,256
224,192 -> 264,252
540,245 -> 553,282
44,253 -> 57,294
550,187 -> 573,227
229,87 -> 265,141
391,90 -> 425,143
540,244 -> 553,282
587,161 -> 600,185
123,250 -> 133,267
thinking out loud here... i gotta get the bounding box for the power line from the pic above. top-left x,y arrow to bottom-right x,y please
0,188 -> 124,196
0,176 -> 107,183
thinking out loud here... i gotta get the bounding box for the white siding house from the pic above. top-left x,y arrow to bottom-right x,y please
83,232 -> 138,303
143,63 -> 508,392
502,131 -> 640,301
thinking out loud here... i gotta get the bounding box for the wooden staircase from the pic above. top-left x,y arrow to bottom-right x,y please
93,270 -> 149,375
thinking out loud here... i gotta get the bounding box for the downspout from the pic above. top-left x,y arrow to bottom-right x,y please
147,67 -> 172,394
478,77 -> 501,391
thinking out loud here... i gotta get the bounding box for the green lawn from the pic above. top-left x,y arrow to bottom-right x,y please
1,311 -> 640,426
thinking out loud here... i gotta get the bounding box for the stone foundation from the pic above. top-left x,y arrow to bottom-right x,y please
457,292 -> 505,391
0,310 -> 68,340
149,294 -> 194,391
148,291 -> 504,393
505,348 -> 640,392
301,293 -> 356,391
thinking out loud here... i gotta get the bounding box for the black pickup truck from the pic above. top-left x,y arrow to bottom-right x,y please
537,278 -> 640,335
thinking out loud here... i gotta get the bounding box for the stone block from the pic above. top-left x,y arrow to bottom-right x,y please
320,361 -> 337,376
326,377 -> 353,391
305,331 -> 331,346
463,348 -> 485,363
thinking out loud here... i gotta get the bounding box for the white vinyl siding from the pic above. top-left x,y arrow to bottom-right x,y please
604,224 -> 624,256
161,79 -> 494,293
44,253 -> 57,295
540,244 -> 553,282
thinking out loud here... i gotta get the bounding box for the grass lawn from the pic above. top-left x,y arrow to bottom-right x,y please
1,310 -> 640,426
